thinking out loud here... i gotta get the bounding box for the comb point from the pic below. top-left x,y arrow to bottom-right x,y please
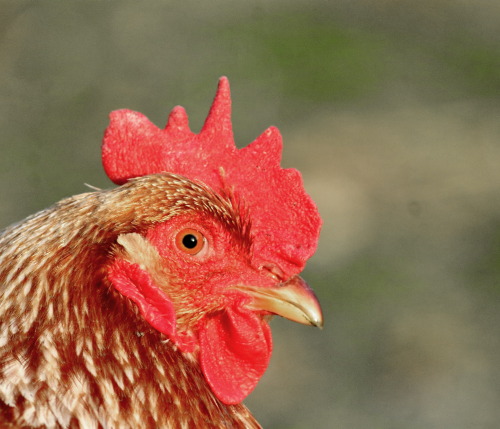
200,76 -> 233,141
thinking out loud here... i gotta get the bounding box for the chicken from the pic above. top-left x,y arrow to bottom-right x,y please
0,77 -> 322,428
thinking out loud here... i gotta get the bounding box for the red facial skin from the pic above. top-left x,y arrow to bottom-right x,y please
109,211 -> 281,404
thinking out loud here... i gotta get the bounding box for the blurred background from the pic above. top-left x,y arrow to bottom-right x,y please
1,1 -> 499,428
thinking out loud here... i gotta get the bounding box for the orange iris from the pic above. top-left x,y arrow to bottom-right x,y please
175,229 -> 205,255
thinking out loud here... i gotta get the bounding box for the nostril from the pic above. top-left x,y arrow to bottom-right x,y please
260,263 -> 285,282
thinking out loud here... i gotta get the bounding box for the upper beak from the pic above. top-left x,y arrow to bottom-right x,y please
234,275 -> 324,328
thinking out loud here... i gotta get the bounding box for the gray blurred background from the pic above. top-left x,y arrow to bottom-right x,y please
1,1 -> 500,428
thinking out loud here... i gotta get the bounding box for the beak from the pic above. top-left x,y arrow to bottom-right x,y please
234,275 -> 324,328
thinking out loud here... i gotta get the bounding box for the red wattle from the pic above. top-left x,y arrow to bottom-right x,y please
199,305 -> 272,405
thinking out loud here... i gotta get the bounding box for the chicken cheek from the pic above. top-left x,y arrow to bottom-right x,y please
199,305 -> 272,404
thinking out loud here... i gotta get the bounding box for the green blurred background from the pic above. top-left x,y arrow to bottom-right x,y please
1,1 -> 500,428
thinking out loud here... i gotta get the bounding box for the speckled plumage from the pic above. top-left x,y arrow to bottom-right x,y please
0,174 -> 261,428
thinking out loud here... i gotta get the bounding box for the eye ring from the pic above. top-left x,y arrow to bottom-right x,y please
175,229 -> 206,255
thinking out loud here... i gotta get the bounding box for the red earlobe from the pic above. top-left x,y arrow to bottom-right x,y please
108,259 -> 177,339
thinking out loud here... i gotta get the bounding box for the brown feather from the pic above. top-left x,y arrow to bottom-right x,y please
0,174 -> 261,428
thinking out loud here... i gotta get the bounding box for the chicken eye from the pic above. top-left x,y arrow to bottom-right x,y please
175,229 -> 205,255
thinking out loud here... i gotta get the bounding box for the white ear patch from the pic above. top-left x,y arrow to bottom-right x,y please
116,233 -> 169,288
117,233 -> 160,268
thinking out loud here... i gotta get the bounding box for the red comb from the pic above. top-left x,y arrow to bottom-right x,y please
102,77 -> 321,274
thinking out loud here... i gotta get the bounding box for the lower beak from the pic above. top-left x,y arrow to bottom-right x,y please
234,275 -> 324,328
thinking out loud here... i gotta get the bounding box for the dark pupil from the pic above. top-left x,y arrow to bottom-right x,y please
182,234 -> 198,249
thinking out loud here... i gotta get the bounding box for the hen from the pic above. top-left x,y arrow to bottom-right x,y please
0,77 -> 322,428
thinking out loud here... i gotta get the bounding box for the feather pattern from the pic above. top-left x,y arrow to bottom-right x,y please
0,174 -> 261,428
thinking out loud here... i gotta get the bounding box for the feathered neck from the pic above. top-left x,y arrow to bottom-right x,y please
0,175 -> 260,428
